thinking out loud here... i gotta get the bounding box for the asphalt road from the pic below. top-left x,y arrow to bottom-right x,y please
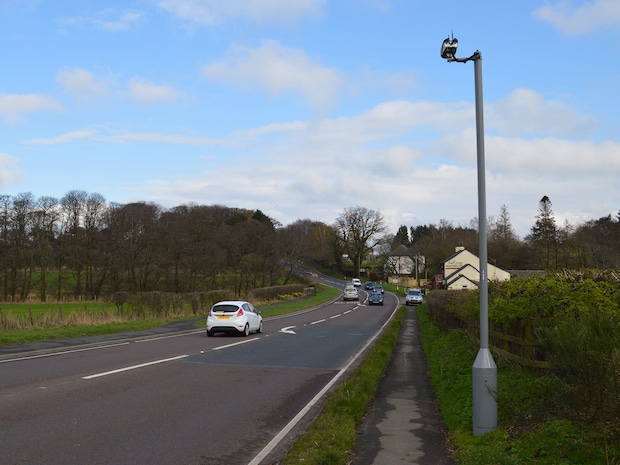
0,286 -> 398,465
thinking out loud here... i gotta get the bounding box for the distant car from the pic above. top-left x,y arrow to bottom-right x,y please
343,284 -> 359,301
368,292 -> 384,305
405,289 -> 424,306
373,285 -> 385,294
364,281 -> 375,290
352,278 -> 362,287
206,300 -> 263,337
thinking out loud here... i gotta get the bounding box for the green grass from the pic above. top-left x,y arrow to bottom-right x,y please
0,319 -> 174,345
260,285 -> 342,317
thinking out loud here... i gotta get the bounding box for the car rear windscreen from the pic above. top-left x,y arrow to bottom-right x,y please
212,305 -> 239,313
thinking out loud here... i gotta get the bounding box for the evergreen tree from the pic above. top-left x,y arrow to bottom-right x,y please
526,195 -> 558,269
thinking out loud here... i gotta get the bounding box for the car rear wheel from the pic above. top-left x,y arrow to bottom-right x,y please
242,324 -> 250,337
207,329 -> 214,337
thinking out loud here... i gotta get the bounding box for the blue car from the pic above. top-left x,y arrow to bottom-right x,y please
364,281 -> 375,290
368,292 -> 384,305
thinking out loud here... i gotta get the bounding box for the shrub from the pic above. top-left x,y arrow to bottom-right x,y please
538,311 -> 620,429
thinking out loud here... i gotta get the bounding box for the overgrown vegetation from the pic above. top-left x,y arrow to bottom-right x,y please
423,271 -> 620,462
418,305 -> 619,464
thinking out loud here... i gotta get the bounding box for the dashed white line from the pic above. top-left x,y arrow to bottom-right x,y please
212,337 -> 259,350
82,354 -> 188,379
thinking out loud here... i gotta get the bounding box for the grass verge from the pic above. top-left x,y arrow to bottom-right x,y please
280,307 -> 406,464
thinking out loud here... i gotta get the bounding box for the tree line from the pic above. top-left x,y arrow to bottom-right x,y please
1,190 -> 617,303
1,191 -> 293,302
391,196 -> 620,276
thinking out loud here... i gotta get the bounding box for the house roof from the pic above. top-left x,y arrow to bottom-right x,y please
441,248 -> 468,264
445,263 -> 479,281
447,274 -> 480,289
389,244 -> 411,256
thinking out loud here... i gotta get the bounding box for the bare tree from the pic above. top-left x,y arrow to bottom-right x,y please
31,196 -> 59,301
333,206 -> 387,278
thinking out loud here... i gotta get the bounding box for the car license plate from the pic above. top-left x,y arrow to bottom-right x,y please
217,315 -> 230,319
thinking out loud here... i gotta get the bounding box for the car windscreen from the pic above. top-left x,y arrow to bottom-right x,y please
212,304 -> 239,313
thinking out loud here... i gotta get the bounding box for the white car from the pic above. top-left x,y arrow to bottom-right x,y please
207,300 -> 263,337
352,278 -> 362,287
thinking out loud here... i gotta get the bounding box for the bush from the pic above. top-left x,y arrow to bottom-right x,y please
538,311 -> 620,429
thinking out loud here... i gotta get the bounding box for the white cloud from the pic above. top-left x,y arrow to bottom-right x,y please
127,78 -> 185,105
486,88 -> 599,137
26,130 -> 96,145
26,128 -> 228,146
0,154 -> 24,186
93,9 -> 144,31
0,92 -> 61,123
158,0 -> 325,26
60,8 -> 144,32
202,40 -> 343,111
56,68 -> 112,101
533,0 -> 620,34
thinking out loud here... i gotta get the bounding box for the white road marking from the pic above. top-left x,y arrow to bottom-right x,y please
212,337 -> 259,350
310,319 -> 326,325
247,305 -> 401,465
135,330 -> 203,342
280,326 -> 297,334
82,354 -> 188,379
0,342 -> 131,364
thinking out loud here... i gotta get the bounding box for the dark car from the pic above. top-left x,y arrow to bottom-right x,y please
368,292 -> 384,305
373,285 -> 385,294
364,281 -> 375,290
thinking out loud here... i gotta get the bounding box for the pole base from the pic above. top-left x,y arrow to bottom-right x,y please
472,348 -> 497,436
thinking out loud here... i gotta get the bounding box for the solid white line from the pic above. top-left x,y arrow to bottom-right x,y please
82,354 -> 188,379
246,304 -> 400,465
0,342 -> 131,364
212,337 -> 259,350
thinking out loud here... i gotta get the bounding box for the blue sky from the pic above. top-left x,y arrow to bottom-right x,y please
1,0 -> 619,238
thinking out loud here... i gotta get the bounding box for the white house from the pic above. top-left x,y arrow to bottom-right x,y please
441,246 -> 510,290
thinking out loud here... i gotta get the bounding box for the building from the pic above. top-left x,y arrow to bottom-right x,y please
385,245 -> 427,288
441,246 -> 510,290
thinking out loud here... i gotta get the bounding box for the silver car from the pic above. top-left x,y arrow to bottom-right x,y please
207,300 -> 263,337
343,284 -> 359,301
405,289 -> 423,306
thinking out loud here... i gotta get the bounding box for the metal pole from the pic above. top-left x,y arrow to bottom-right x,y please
471,51 -> 498,436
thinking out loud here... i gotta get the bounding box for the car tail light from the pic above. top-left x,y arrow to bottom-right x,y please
237,309 -> 244,317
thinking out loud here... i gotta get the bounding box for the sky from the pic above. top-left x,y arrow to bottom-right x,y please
1,0 -> 619,239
